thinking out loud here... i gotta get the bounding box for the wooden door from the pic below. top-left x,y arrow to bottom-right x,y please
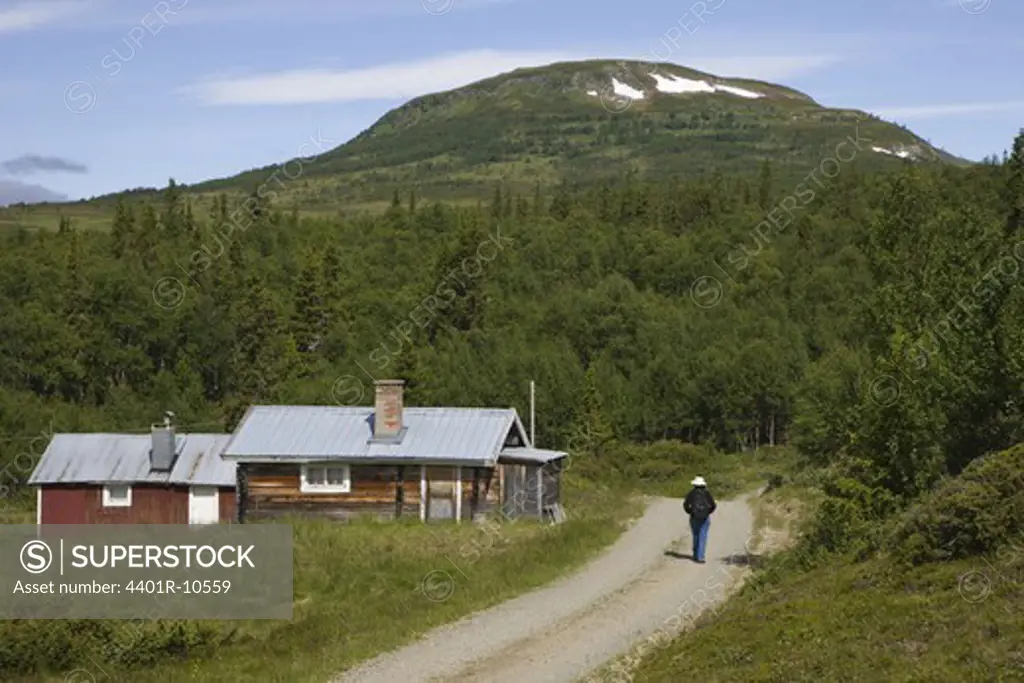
427,467 -> 456,521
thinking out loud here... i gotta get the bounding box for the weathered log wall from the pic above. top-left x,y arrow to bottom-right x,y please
239,463 -> 501,522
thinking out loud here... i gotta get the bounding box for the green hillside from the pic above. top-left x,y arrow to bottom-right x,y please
0,59 -> 967,231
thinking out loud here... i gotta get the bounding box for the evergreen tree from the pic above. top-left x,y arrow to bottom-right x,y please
758,159 -> 774,212
183,198 -> 200,246
569,364 -> 615,460
135,204 -> 160,269
110,198 -> 135,258
491,184 -> 503,220
431,220 -> 489,335
61,227 -> 88,323
1006,129 -> 1024,236
320,243 -> 345,319
293,250 -> 327,354
162,178 -> 183,238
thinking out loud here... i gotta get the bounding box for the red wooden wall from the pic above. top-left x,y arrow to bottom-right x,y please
40,485 -> 237,524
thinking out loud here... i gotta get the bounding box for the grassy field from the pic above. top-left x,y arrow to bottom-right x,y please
6,484 -> 642,683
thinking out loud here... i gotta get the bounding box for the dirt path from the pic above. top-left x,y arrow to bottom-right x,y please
331,494 -> 758,683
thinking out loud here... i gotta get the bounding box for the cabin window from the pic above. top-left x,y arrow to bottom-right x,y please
102,484 -> 132,507
300,464 -> 351,493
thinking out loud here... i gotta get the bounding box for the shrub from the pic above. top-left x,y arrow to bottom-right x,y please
890,443 -> 1024,565
0,619 -> 225,678
790,457 -> 901,567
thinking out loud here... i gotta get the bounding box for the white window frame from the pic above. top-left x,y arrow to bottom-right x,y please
300,464 -> 351,494
102,484 -> 133,507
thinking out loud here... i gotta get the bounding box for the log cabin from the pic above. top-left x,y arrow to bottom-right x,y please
222,380 -> 567,523
28,418 -> 236,525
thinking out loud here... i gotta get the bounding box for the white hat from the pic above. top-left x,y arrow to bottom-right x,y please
691,476 -> 707,487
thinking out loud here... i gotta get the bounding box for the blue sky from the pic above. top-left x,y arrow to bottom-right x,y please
0,0 -> 1021,201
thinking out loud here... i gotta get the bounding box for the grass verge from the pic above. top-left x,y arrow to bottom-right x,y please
623,476 -> 1024,682
631,548 -> 1024,681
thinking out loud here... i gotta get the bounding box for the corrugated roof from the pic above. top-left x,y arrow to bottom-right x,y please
28,433 -> 235,486
499,447 -> 568,464
222,406 -> 528,465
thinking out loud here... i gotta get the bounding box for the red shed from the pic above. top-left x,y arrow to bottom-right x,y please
28,418 -> 236,525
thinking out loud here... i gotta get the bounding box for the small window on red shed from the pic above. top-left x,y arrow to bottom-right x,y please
102,484 -> 132,507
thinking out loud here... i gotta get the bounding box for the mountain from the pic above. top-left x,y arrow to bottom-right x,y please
189,59 -> 964,207
0,179 -> 69,207
0,59 -> 969,227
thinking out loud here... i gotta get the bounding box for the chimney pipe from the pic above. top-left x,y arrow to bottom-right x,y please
150,411 -> 177,471
374,380 -> 405,440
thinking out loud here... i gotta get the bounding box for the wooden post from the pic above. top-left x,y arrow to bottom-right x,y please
455,466 -> 462,524
536,466 -> 542,519
498,464 -> 505,517
471,468 -> 480,520
420,465 -> 427,522
395,466 -> 404,518
236,464 -> 247,524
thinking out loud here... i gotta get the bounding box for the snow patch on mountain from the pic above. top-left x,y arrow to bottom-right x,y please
611,78 -> 645,100
650,73 -> 764,98
872,145 -> 917,160
650,73 -> 715,94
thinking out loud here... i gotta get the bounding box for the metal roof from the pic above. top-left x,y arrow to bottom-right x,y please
499,447 -> 568,464
28,433 -> 236,486
222,406 -> 529,466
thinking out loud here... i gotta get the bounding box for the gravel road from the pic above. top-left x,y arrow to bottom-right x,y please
331,494 -> 757,683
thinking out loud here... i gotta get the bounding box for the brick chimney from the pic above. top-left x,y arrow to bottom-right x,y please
374,380 -> 405,440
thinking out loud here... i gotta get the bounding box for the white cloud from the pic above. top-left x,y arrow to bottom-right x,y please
155,0 -> 514,26
871,101 -> 1024,120
0,0 -> 93,34
181,49 -> 579,105
182,49 -> 843,107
